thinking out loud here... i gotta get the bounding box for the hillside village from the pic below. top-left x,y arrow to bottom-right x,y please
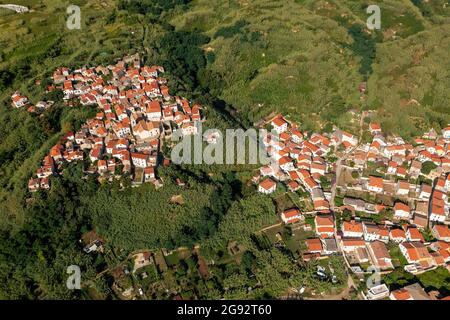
19,54 -> 205,192
253,114 -> 450,299
11,54 -> 450,300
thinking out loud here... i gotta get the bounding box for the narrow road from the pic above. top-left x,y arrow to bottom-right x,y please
330,110 -> 367,210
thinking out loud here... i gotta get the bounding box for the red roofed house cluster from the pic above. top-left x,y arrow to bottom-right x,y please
28,54 -> 205,191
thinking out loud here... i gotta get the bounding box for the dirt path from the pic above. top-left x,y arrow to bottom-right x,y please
305,275 -> 356,300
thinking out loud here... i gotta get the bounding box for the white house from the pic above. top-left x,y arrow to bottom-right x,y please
131,153 -> 148,168
363,223 -> 389,243
271,117 -> 288,134
258,178 -> 277,194
146,100 -> 162,120
133,120 -> 159,141
442,126 -> 450,139
394,202 -> 410,220
368,176 -> 383,193
181,122 -> 198,136
432,224 -> 450,242
11,92 -> 29,108
341,220 -> 363,238
430,205 -> 446,223
280,208 -> 303,224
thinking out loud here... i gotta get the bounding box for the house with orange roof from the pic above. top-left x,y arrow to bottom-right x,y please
314,214 -> 335,238
113,120 -> 131,138
278,132 -> 290,142
419,184 -> 432,200
340,239 -> 366,253
278,156 -> 294,172
280,208 -> 303,224
396,181 -> 410,196
366,241 -> 394,270
258,178 -> 277,194
395,166 -> 406,178
11,91 -> 29,108
259,165 -> 275,177
432,224 -> 450,242
384,144 -> 406,158
430,204 -> 446,223
89,145 -> 103,162
303,177 -> 319,193
133,120 -> 160,141
406,227 -> 425,243
443,126 -> 450,139
271,117 -> 288,134
97,160 -> 108,173
389,228 -> 407,243
291,129 -> 303,143
389,284 -> 430,300
409,160 -> 422,177
389,288 -> 414,301
342,220 -> 363,238
28,178 -> 41,192
334,130 -> 358,147
445,174 -> 450,190
146,100 -> 162,120
40,177 -> 50,190
130,152 -> 149,168
286,180 -> 301,192
144,167 -> 156,182
400,242 -> 435,269
181,122 -> 198,136
369,123 -> 381,135
435,177 -> 446,192
368,176 -> 383,193
363,222 -> 389,243
305,238 -> 323,254
310,162 -> 326,176
394,202 -> 410,220
313,199 -> 330,212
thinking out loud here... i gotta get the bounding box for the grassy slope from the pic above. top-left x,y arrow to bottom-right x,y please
171,0 -> 450,135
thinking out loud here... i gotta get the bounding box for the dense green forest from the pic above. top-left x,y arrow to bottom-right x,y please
0,0 -> 449,299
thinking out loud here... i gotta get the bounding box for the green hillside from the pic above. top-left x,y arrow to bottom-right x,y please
171,0 -> 450,134
0,0 -> 449,299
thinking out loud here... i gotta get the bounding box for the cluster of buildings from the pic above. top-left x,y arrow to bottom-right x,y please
342,123 -> 450,227
339,219 -> 450,273
27,54 -> 205,192
255,115 -> 333,213
366,282 -> 449,300
15,52 -> 450,298
11,91 -> 55,112
254,113 -> 450,283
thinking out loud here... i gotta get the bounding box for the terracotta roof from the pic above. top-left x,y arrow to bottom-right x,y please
305,238 -> 323,252
369,176 -> 383,188
282,208 -> 301,219
315,215 -> 334,227
394,202 -> 410,212
433,225 -> 450,238
390,229 -> 406,239
343,220 -> 363,233
391,288 -> 411,300
272,117 -> 287,127
259,178 -> 276,190
341,239 -> 365,247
